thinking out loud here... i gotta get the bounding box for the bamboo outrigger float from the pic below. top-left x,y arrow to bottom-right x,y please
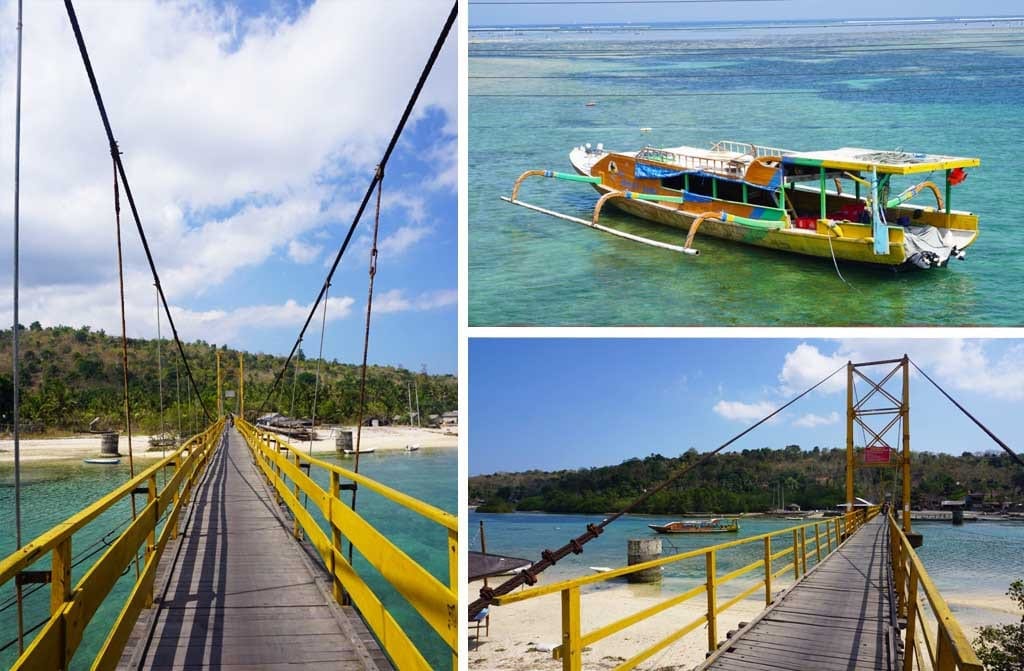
504,140 -> 980,269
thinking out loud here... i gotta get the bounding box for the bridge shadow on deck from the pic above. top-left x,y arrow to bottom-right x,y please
126,429 -> 381,670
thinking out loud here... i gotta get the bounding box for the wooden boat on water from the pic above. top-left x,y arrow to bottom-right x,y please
83,457 -> 120,465
648,518 -> 739,534
504,140 -> 980,270
341,447 -> 375,456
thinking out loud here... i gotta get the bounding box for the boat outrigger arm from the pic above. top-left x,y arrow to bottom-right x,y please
502,142 -> 980,269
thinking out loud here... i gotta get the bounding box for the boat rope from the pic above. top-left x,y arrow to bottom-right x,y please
825,225 -> 855,289
156,283 -> 165,458
309,286 -> 329,456
909,360 -> 1024,468
11,0 -> 24,653
254,1 -> 458,415
63,0 -> 212,423
469,362 -> 848,618
348,168 -> 384,564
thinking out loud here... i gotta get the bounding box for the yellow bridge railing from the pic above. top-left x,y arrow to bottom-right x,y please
493,507 -> 880,671
0,419 -> 225,670
236,418 -> 458,671
888,515 -> 983,671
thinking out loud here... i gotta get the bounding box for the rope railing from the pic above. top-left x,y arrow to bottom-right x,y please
235,418 -> 457,671
0,420 -> 225,670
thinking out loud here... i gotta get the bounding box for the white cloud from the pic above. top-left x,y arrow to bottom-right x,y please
793,411 -> 840,428
779,343 -> 847,394
287,239 -> 322,264
0,0 -> 455,335
379,225 -> 431,257
374,288 -> 456,314
713,399 -> 776,423
836,339 -> 1024,401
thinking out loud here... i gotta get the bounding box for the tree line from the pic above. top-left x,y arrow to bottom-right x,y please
470,445 -> 1024,514
0,324 -> 456,436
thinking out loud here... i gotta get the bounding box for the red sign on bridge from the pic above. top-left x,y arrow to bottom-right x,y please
864,446 -> 893,465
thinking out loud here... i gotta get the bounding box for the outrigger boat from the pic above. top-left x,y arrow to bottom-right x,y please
504,140 -> 980,270
648,518 -> 740,534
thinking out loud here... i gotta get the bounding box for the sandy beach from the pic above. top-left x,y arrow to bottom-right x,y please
0,434 -> 172,463
0,424 -> 456,464
266,424 -> 458,454
469,579 -> 766,671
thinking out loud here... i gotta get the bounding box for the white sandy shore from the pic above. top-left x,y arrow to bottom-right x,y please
0,434 -> 169,463
267,424 -> 458,454
0,425 -> 456,463
469,580 -> 766,671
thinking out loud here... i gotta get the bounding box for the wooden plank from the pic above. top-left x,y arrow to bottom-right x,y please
120,430 -> 388,670
704,517 -> 897,671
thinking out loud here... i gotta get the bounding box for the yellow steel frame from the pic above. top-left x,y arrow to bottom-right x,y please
0,419 -> 225,670
846,357 -> 913,532
235,418 -> 458,671
495,508 -> 879,671
888,515 -> 983,671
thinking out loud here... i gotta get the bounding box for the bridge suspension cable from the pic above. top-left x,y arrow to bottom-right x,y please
62,0 -> 213,423
348,168 -> 385,563
10,0 -> 24,653
910,359 -> 1024,468
255,1 -> 458,415
469,362 -> 848,619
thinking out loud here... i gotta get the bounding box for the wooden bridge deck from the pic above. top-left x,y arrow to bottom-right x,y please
702,516 -> 899,671
119,428 -> 389,670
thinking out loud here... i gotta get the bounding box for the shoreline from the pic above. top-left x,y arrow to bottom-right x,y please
0,425 -> 458,464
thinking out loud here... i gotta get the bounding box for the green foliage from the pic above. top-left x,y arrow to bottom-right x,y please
974,580 -> 1024,671
469,447 -> 1024,515
0,325 -> 456,436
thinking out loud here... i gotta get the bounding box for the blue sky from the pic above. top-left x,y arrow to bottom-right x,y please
469,338 -> 1024,474
470,0 -> 1023,27
0,0 -> 457,373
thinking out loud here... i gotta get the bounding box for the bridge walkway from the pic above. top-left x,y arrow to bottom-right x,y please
118,428 -> 388,670
702,516 -> 898,671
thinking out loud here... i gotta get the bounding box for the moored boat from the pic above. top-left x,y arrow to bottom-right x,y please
341,447 -> 376,456
505,140 -> 980,270
83,457 -> 120,465
648,518 -> 739,534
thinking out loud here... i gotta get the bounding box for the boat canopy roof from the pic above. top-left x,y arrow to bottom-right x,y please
781,147 -> 980,175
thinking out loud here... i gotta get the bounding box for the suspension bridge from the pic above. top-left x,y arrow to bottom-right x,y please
470,356 -> 1023,671
4,0 -> 458,669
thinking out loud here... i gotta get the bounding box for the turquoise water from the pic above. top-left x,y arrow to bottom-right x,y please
470,511 -> 1024,629
469,22 -> 1024,325
0,447 -> 456,670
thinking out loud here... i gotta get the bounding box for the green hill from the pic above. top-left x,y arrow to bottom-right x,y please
1,324 -> 456,436
470,446 -> 1024,514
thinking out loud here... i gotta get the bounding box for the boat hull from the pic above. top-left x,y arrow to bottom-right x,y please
647,523 -> 739,534
568,148 -> 979,269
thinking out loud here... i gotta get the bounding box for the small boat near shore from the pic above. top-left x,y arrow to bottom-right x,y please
648,518 -> 739,534
83,457 -> 120,465
341,447 -> 376,456
504,140 -> 980,270
405,444 -> 421,452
